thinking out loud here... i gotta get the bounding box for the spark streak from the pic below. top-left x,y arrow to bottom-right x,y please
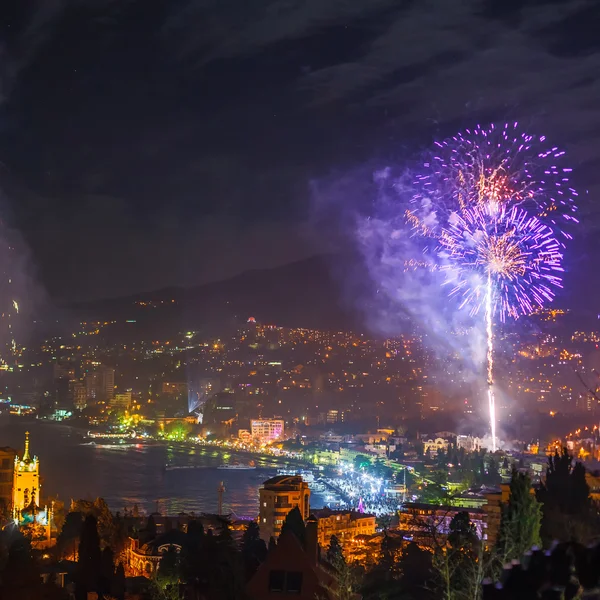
485,272 -> 496,451
408,123 -> 577,449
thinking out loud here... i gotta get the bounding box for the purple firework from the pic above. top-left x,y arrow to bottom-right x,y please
407,122 -> 578,318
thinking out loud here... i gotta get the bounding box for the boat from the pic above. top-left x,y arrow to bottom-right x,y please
217,463 -> 256,470
164,464 -> 204,471
276,468 -> 316,483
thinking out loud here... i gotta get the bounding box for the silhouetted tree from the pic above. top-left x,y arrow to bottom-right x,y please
145,514 -> 157,541
433,511 -> 485,600
448,511 -> 477,553
179,519 -> 205,584
241,522 -> 267,580
537,448 -> 598,545
280,506 -> 305,546
56,510 -> 84,560
99,546 -> 114,599
0,532 -> 42,600
497,470 -> 542,563
486,457 -> 502,486
399,541 -> 434,598
113,562 -> 126,600
157,545 -> 179,584
75,514 -> 102,600
415,440 -> 425,458
326,535 -> 344,566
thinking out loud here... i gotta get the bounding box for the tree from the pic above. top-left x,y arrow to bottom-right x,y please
421,470 -> 450,505
57,510 -> 84,560
76,514 -> 102,600
113,563 -> 126,600
280,507 -> 305,546
141,514 -> 158,544
21,521 -> 46,541
0,533 -> 43,600
432,511 -> 484,600
241,522 -> 267,580
415,440 -> 425,459
157,545 -> 179,586
326,535 -> 344,566
537,448 -> 598,545
448,511 -> 477,553
353,455 -> 371,471
179,519 -> 205,584
70,498 -> 126,557
497,470 -> 542,563
326,536 -> 356,600
99,546 -> 115,599
399,542 -> 433,598
486,457 -> 502,486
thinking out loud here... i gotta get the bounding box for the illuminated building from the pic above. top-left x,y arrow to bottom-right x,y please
326,409 -> 340,424
71,381 -> 87,411
161,381 -> 188,396
12,432 -> 40,520
422,437 -> 449,457
238,429 -> 251,443
259,475 -> 310,542
85,365 -> 115,402
311,508 -> 376,552
110,391 -> 132,410
400,502 -> 488,546
0,446 -> 16,512
127,529 -> 187,577
456,434 -> 483,453
251,419 -> 284,444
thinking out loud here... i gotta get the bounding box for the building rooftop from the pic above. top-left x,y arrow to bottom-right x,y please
262,474 -> 305,488
401,502 -> 486,515
311,507 -> 375,521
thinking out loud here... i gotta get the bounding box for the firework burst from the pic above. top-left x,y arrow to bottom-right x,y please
408,123 -> 578,450
440,203 -> 564,321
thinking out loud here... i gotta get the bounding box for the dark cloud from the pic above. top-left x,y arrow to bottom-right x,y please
0,0 -> 598,302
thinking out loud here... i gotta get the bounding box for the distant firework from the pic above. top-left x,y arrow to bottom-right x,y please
407,123 -> 578,450
439,203 -> 564,321
408,122 -> 578,319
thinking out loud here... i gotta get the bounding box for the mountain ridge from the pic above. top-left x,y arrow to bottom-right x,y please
68,254 -> 366,332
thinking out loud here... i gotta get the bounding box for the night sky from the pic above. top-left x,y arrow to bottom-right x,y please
0,0 -> 599,304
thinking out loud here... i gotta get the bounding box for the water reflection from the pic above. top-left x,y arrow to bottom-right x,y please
0,419 -> 327,517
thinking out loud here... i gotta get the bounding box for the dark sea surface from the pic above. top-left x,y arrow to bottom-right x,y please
0,418 -> 328,518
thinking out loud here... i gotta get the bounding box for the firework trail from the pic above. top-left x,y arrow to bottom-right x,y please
408,123 -> 578,450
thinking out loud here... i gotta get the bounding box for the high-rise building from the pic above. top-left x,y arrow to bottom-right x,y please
85,365 -> 115,402
53,377 -> 72,409
53,364 -> 75,381
71,381 -> 87,411
110,392 -> 132,410
251,419 -> 284,444
13,432 -> 40,520
0,446 -> 16,513
258,475 -> 310,542
326,409 -> 339,424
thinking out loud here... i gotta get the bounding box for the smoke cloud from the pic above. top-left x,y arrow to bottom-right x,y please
311,161 -> 489,400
